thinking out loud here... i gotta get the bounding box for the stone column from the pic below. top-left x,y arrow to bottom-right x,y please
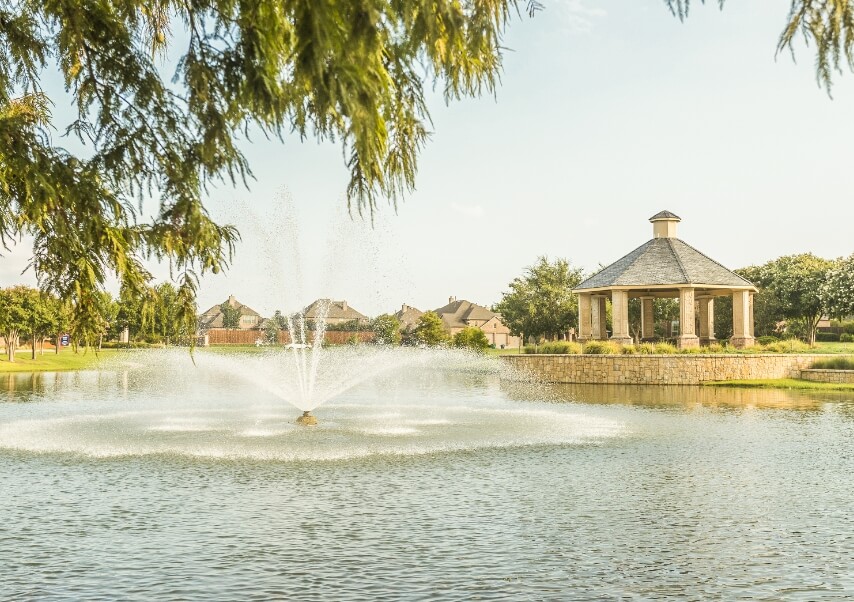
591,295 -> 608,340
610,290 -> 633,345
698,296 -> 716,346
641,297 -> 655,340
677,288 -> 700,349
731,289 -> 755,348
577,293 -> 592,342
748,293 -> 755,338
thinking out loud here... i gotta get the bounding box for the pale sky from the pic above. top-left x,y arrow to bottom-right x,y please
3,1 -> 854,318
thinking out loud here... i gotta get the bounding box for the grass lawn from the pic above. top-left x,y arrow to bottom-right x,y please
0,349 -> 121,373
811,342 -> 854,354
485,347 -> 525,356
702,378 -> 854,391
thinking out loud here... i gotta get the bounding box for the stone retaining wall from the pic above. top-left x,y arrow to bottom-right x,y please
800,369 -> 854,384
501,354 -> 854,385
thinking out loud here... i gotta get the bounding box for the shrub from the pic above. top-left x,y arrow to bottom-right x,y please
653,342 -> 677,354
762,339 -> 810,354
706,343 -> 727,353
757,335 -> 779,345
636,342 -> 657,355
620,345 -> 637,354
678,346 -> 703,354
811,357 -> 854,370
453,327 -> 490,352
523,345 -> 537,354
539,341 -> 582,354
583,340 -> 621,354
841,333 -> 854,343
816,332 -> 841,342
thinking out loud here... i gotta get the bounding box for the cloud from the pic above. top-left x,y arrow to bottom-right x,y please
449,203 -> 485,218
554,0 -> 607,33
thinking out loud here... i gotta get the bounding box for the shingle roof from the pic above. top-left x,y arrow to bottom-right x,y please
434,299 -> 497,328
649,210 -> 681,221
575,237 -> 754,290
198,296 -> 263,328
394,305 -> 424,330
303,299 -> 368,321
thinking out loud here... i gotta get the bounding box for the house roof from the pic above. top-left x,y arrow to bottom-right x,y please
433,299 -> 498,329
303,299 -> 368,321
198,295 -> 263,328
575,237 -> 755,291
394,304 -> 424,330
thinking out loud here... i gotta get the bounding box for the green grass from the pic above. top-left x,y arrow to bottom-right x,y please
811,342 -> 854,354
702,378 -> 854,391
0,349 -> 120,373
485,347 -> 524,356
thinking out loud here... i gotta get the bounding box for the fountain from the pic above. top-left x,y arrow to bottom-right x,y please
283,299 -> 329,425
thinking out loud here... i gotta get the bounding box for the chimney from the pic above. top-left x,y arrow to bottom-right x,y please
342,300 -> 348,311
228,294 -> 236,306
401,304 -> 408,312
649,210 -> 681,239
449,296 -> 456,304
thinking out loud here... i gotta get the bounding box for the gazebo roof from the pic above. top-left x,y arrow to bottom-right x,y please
575,236 -> 754,291
649,210 -> 681,221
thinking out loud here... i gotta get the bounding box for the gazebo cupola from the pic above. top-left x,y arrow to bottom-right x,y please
650,210 -> 680,238
572,211 -> 757,349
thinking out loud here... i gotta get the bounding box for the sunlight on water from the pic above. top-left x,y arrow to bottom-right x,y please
0,348 -> 624,461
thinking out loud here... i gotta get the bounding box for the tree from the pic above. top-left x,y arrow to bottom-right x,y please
28,291 -> 62,358
413,312 -> 449,346
372,314 -> 402,345
219,302 -> 241,330
822,254 -> 854,320
1,2 -> 537,339
494,256 -> 584,341
453,327 -> 490,351
0,286 -> 35,362
116,282 -> 157,343
748,254 -> 834,345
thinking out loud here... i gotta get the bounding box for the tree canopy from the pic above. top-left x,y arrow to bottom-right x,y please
1,0 -> 536,336
494,256 -> 584,341
413,311 -> 448,346
2,0 -> 851,336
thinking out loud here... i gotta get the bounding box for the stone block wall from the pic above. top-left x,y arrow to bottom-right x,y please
501,354 -> 854,385
800,369 -> 854,384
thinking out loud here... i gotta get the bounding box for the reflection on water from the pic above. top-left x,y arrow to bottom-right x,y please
521,382 -> 854,412
1,357 -> 853,600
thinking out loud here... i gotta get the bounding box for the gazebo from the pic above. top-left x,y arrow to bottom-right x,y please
573,211 -> 757,349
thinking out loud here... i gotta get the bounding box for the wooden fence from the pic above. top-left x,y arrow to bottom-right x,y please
205,329 -> 374,345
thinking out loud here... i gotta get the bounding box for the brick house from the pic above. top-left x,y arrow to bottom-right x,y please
198,295 -> 263,330
433,296 -> 521,349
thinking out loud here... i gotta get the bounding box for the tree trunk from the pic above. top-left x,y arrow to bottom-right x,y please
31,334 -> 36,360
98,334 -> 103,351
6,330 -> 17,363
56,333 -> 60,354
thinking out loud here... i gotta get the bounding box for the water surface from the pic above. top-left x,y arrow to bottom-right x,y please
1,354 -> 852,600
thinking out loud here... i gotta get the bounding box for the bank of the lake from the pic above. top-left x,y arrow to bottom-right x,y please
703,378 -> 854,391
0,349 -> 120,373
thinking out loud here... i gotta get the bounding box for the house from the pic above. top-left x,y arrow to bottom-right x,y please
433,296 -> 521,349
302,299 -> 369,326
394,304 -> 424,332
198,295 -> 263,330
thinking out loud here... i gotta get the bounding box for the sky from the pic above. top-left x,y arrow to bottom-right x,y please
3,0 -> 854,318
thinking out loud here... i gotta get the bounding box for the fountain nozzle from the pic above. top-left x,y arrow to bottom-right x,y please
296,411 -> 318,426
